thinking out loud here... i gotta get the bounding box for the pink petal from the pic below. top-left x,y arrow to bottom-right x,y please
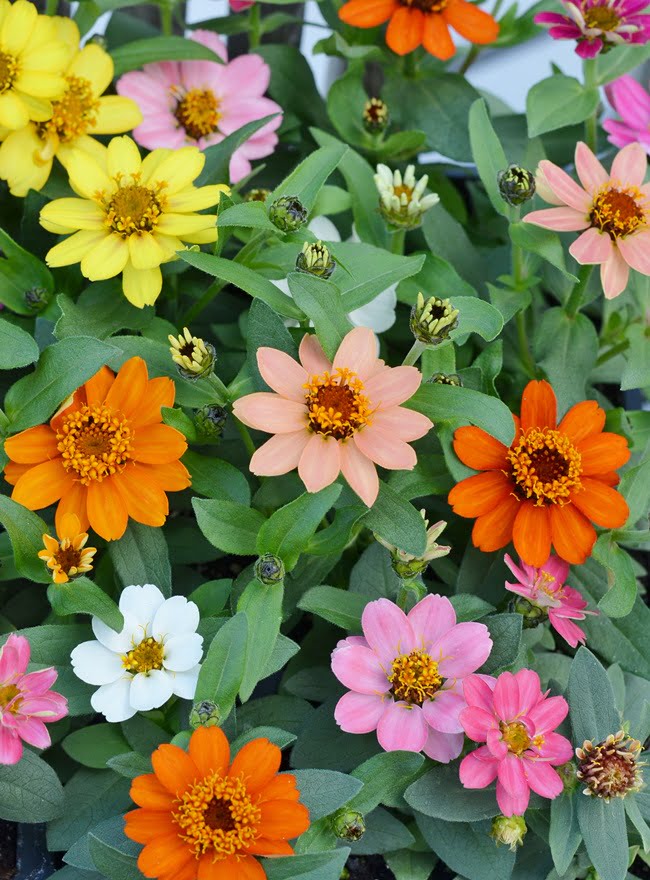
569,227 -> 613,264
524,760 -> 563,799
434,623 -> 493,679
371,407 -> 433,441
549,614 -> 586,647
513,669 -> 542,716
487,726 -> 508,759
17,668 -> 57,695
496,780 -> 529,817
537,731 -> 574,763
376,701 -> 428,752
493,672 -> 520,721
299,333 -> 331,376
216,53 -> 270,97
332,327 -> 378,380
459,746 -> 499,788
361,598 -> 416,666
339,440 -> 379,507
229,150 -> 252,184
603,119 -> 641,149
189,28 -> 228,62
423,729 -> 464,763
527,694 -> 568,734
232,392 -> 307,433
537,160 -> 591,212
498,753 -> 529,799
574,141 -> 609,192
330,644 -> 388,694
18,694 -> 67,719
336,635 -> 370,649
607,76 -> 650,129
617,230 -> 650,274
610,141 -> 648,187
334,692 -> 386,734
15,717 -> 51,749
364,366 -> 422,411
178,60 -> 221,91
601,248 -> 630,298
422,690 -> 466,733
298,433 -> 341,493
0,645 -> 20,682
249,430 -> 310,476
541,555 -> 570,584
462,674 -> 497,712
407,594 -> 456,653
524,207 -> 590,231
0,726 -> 22,765
5,634 -> 30,672
459,706 -> 497,742
503,554 -> 534,587
257,348 -> 307,402
354,426 -> 417,471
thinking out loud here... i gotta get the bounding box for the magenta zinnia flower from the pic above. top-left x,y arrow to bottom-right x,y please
525,141 -> 650,299
535,0 -> 650,57
116,30 -> 282,183
331,595 -> 493,762
232,327 -> 433,507
459,670 -> 573,816
0,634 -> 68,765
504,553 -> 597,648
604,75 -> 650,153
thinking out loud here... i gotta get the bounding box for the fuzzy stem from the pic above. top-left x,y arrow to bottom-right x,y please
206,372 -> 230,405
233,417 -> 256,458
45,0 -> 58,14
565,264 -> 594,317
160,2 -> 173,35
583,58 -> 599,153
390,228 -> 406,255
402,340 -> 426,366
248,3 -> 261,48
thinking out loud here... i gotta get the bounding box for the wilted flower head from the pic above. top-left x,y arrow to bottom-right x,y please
410,294 -> 459,344
375,164 -> 439,230
39,513 -> 96,584
169,327 -> 216,380
296,241 -> 336,279
535,0 -> 650,57
24,287 -> 50,313
491,814 -> 527,851
375,511 -> 451,578
497,165 -> 536,206
363,98 -> 389,134
269,195 -> 308,232
576,731 -> 644,800
254,553 -> 285,584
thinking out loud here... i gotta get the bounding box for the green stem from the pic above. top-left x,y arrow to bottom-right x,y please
233,417 -> 256,458
402,340 -> 426,367
583,58 -> 598,153
565,264 -> 594,317
390,229 -> 406,255
402,51 -> 419,79
515,311 -> 536,378
248,3 -> 261,48
45,0 -> 58,14
396,578 -> 425,611
458,45 -> 480,76
206,372 -> 230,405
596,338 -> 630,366
160,2 -> 173,35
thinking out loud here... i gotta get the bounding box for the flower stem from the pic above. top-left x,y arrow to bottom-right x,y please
390,229 -> 406,255
565,263 -> 594,317
233,416 -> 256,458
458,45 -> 480,75
248,3 -> 261,48
207,372 -> 230,405
402,52 -> 419,79
45,0 -> 58,14
160,1 -> 173,35
516,311 -> 536,378
583,58 -> 599,153
396,578 -> 425,611
402,340 -> 426,366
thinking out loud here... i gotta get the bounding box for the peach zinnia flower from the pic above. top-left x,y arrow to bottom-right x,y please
4,357 -> 190,542
448,380 -> 630,566
232,327 -> 432,507
525,141 -> 650,299
125,726 -> 310,880
338,0 -> 499,60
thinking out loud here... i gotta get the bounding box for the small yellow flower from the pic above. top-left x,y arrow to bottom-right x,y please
38,513 -> 96,585
0,18 -> 142,197
39,135 -> 230,308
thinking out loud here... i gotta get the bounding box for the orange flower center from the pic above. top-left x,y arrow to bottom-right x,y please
37,75 -> 99,145
388,650 -> 442,705
173,772 -> 261,858
507,428 -> 582,506
53,543 -> 84,575
399,0 -> 448,11
590,185 -> 647,239
174,88 -> 222,140
105,182 -> 165,237
56,403 -> 133,486
304,367 -> 373,440
583,5 -> 620,30
121,637 -> 165,674
500,721 -> 531,755
0,51 -> 17,94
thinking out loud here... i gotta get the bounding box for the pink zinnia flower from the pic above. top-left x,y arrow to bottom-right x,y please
230,0 -> 255,9
535,0 -> 650,57
232,327 -> 432,507
331,595 -> 493,762
116,30 -> 282,183
525,141 -> 650,299
459,670 -> 573,816
0,634 -> 68,765
604,75 -> 650,153
504,553 -> 597,648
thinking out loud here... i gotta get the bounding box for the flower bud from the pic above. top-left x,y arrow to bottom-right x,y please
556,761 -> 579,793
89,34 -> 108,49
296,241 -> 336,279
24,286 -> 50,312
429,372 -> 462,387
374,164 -> 439,230
490,815 -> 527,852
189,700 -> 221,729
245,188 -> 271,203
363,97 -> 389,134
169,327 -> 216,380
375,512 -> 451,578
194,404 -> 228,443
255,553 -> 285,585
576,731 -> 644,800
410,293 -> 459,345
511,595 -> 548,628
497,164 -> 536,207
331,809 -> 366,842
269,195 -> 308,233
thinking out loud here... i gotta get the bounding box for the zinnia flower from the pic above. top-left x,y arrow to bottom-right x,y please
338,0 -> 499,60
0,0 -> 68,131
116,30 -> 282,184
448,379 -> 630,566
39,135 -> 229,307
534,0 -> 650,57
331,595 -> 493,762
0,633 -> 67,765
124,726 -> 310,879
39,512 -> 96,584
3,356 -> 191,541
504,553 -> 597,647
71,584 -> 203,722
524,141 -> 650,299
603,75 -> 650,153
0,18 -> 142,197
459,670 -> 573,816
232,327 -> 432,507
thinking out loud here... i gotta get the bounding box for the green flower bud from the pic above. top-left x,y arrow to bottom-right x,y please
255,553 -> 285,585
363,97 -> 389,134
89,34 -> 108,49
375,512 -> 451,579
430,372 -> 462,387
331,809 -> 366,842
245,188 -> 271,203
556,761 -> 579,793
490,814 -> 527,852
375,164 -> 439,231
189,700 -> 221,729
295,241 -> 336,279
169,327 -> 216,380
497,164 -> 536,207
339,869 -> 350,880
511,595 -> 548,628
410,293 -> 459,345
194,404 -> 228,443
269,195 -> 308,233
24,286 -> 50,312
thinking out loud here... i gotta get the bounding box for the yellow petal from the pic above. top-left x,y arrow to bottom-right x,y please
107,135 -> 141,179
81,232 -> 129,280
143,146 -> 204,194
128,230 -> 165,270
58,134 -> 107,169
66,148 -> 112,199
52,16 -> 80,54
167,184 -> 229,213
39,197 -> 105,231
1,0 -> 37,55
14,71 -> 67,98
122,262 -> 162,307
0,91 -> 29,130
179,226 -> 219,245
93,95 -> 143,135
0,125 -> 51,196
20,41 -> 69,75
153,232 -> 183,260
68,44 -> 113,97
46,229 -> 109,267
140,148 -> 172,183
17,93 -> 53,122
156,212 -> 217,237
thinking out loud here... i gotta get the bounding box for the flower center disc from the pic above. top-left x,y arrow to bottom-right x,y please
38,75 -> 99,144
0,51 -> 17,94
0,684 -> 21,712
590,186 -> 646,239
56,404 -> 133,485
174,88 -> 222,140
122,637 -> 165,674
500,721 -> 531,755
388,650 -> 442,705
399,0 -> 447,12
305,368 -> 373,440
106,184 -> 164,236
507,427 -> 582,505
54,544 -> 84,574
583,5 -> 620,29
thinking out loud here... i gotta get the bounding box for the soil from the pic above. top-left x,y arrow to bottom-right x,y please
345,855 -> 455,880
0,821 -> 16,880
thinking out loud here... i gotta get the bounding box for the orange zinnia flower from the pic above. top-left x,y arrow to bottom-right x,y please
3,357 -> 190,542
448,380 -> 630,566
125,727 -> 310,880
338,0 -> 499,59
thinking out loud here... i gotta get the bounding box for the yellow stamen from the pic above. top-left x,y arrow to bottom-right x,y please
122,637 -> 164,674
304,368 -> 373,440
0,51 -> 17,94
56,404 -> 133,486
583,6 -> 620,29
590,184 -> 647,239
0,684 -> 21,712
37,75 -> 99,145
388,650 -> 443,705
507,428 -> 582,506
174,87 -> 222,140
500,721 -> 531,755
105,182 -> 165,237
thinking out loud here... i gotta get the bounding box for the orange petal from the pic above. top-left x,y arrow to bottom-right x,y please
448,471 -> 511,517
338,0 -> 398,26
198,855 -> 244,880
386,6 -> 424,54
259,774 -> 300,803
84,365 -> 115,407
443,0 -> 499,43
235,856 -> 267,880
512,501 -> 552,567
57,512 -> 82,541
49,387 -> 86,432
549,503 -> 596,564
229,739 -> 281,795
570,478 -> 629,528
131,377 -> 176,429
86,477 -> 128,541
124,808 -> 177,843
258,799 -> 310,840
247,838 -> 294,856
12,458 -> 72,509
151,743 -> 199,797
113,465 -> 168,528
3,460 -> 33,486
105,356 -> 149,420
558,400 -> 605,444
520,380 -> 557,431
452,426 -> 508,471
189,727 -> 230,779
160,864 -> 196,880
140,460 -> 191,492
132,424 -> 188,464
130,773 -> 176,810
597,471 -> 619,487
55,480 -> 89,534
422,11 -> 456,58
472,493 -> 520,552
4,425 -> 59,464
138,835 -> 193,878
577,432 -> 630,475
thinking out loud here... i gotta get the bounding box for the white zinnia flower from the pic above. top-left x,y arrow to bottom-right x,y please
71,584 -> 203,723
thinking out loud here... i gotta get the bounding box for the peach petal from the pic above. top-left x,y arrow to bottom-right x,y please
364,366 -> 422,411
298,433 -> 341,493
537,160 -> 591,212
569,228 -> 613,264
354,425 -> 417,470
333,327 -> 378,380
249,430 -> 310,476
339,441 -> 379,507
298,333 -> 330,376
617,230 -> 650,275
600,249 -> 630,299
256,348 -> 308,403
524,207 -> 590,231
610,141 -> 648,187
574,141 -> 608,193
232,393 -> 307,433
371,407 -> 433,441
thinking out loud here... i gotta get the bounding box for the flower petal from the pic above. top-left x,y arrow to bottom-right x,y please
422,689 -> 466,733
189,726 -> 230,779
549,503 -> 596,564
600,247 -> 630,299
232,393 -> 307,434
617,230 -> 650,275
249,430 -> 311,477
364,366 -> 422,410
575,141 -> 609,193
536,160 -> 591,212
164,634 -> 203,672
130,669 -> 174,711
386,6 -> 424,54
512,502 -> 552,568
610,141 -> 648,187
520,380 -> 557,431
299,333 -> 330,375
448,471 -> 512,517
524,761 -> 563,799
558,400 -> 605,444
422,728 -> 464,763
371,407 -> 432,441
339,440 -> 379,507
498,752 -> 528,799
493,671 -> 520,722
422,11 -> 456,58
524,207 -> 590,231
407,594 -> 456,653
435,622 -> 493,679
452,425 -> 509,470
331,644 -> 388,694
70,640 -> 124,685
528,694 -> 568,735
362,598 -> 415,665
338,0 -> 398,26
257,348 -> 307,403
298,433 -> 341,494
472,494 -> 520,552
443,0 -> 499,43
570,478 -> 629,528
459,746 -> 499,788
90,676 -> 136,723
354,425 -> 416,470
334,691 -> 386,733
569,227 -> 613,264
377,700 -> 428,751
578,432 -> 630,474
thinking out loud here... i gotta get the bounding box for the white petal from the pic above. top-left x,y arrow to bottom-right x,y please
91,676 -> 136,722
92,612 -> 140,653
170,665 -> 201,699
271,278 -> 291,296
163,633 -> 204,672
70,640 -> 124,685
349,286 -> 397,334
129,669 -> 175,711
119,584 -> 166,627
308,215 -> 341,241
152,596 -> 200,639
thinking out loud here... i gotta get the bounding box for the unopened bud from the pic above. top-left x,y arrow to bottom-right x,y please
511,595 -> 548,628
194,404 -> 228,443
497,165 -> 536,207
255,553 -> 285,585
430,373 -> 462,387
363,97 -> 389,134
89,34 -> 108,49
490,814 -> 527,852
410,293 -> 459,345
332,809 -> 365,841
245,188 -> 271,203
296,241 -> 336,279
24,286 -> 50,312
374,164 -> 439,230
269,196 -> 307,233
189,700 -> 221,729
169,327 -> 216,380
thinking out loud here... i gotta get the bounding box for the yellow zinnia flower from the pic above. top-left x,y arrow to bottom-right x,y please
39,135 -> 230,308
0,18 -> 142,197
0,0 -> 68,130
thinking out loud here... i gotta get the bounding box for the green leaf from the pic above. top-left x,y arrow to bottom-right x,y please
592,535 -> 638,618
193,497 -> 266,556
108,522 -> 172,597
510,222 -> 577,282
407,383 -> 516,447
568,647 -> 620,744
54,287 -> 153,341
348,751 -> 424,814
292,769 -> 363,821
534,308 -> 598,413
106,751 -> 152,779
47,769 -> 131,851
62,724 -> 131,770
406,764 -> 499,823
577,796 -> 628,880
0,318 -> 40,369
0,749 -> 64,822
237,578 -> 284,701
0,496 -> 50,583
421,207 -> 485,291
527,75 -> 599,137
384,850 -> 437,880
625,796 -> 650,852
184,451 -> 251,505
352,807 -> 414,855
217,201 -> 279,232
270,144 -> 348,213
121,715 -> 169,754
88,816 -> 141,880
326,64 -> 370,148
468,99 -> 510,217
334,242 -> 424,312
262,850 -> 350,880
288,274 -> 353,360
196,114 -> 280,185
374,129 -> 427,163
231,726 -> 296,753
621,323 -> 650,391
194,612 -> 247,722
247,298 -> 298,392
451,296 -> 504,343
111,35 -> 223,76
550,793 -> 582,876
618,457 -> 650,527
306,506 -> 366,556
416,816 -> 515,880
361,481 -> 428,558
450,595 -> 495,622
0,227 -> 54,315
481,614 -> 523,673
595,42 -> 650,85
298,585 -> 368,632
48,578 -> 123,632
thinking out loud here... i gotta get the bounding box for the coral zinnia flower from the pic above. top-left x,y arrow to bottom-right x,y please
0,633 -> 68,765
232,327 -> 432,507
338,0 -> 499,60
125,726 -> 310,879
3,356 -> 190,542
525,141 -> 650,299
39,512 -> 96,584
331,595 -> 493,762
39,135 -> 229,307
459,670 -> 573,816
603,75 -> 650,153
448,380 -> 630,566
535,0 -> 650,57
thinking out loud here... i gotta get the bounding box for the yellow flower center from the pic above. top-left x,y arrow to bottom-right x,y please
507,428 -> 582,506
393,183 -> 414,202
399,0 -> 448,11
590,185 -> 647,239
174,88 -> 222,140
56,404 -> 133,486
388,650 -> 443,705
105,183 -> 165,237
0,51 -> 17,94
535,570 -> 558,597
583,5 -> 620,30
37,75 -> 99,145
0,684 -> 21,712
500,721 -> 531,755
173,772 -> 261,858
304,368 -> 373,440
122,637 -> 165,674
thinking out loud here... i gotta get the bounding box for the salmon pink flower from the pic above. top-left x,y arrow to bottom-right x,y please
504,553 -> 597,648
232,327 -> 432,507
604,75 -> 650,153
534,0 -> 650,57
0,633 -> 68,765
524,141 -> 650,299
331,595 -> 493,762
459,670 -> 573,816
